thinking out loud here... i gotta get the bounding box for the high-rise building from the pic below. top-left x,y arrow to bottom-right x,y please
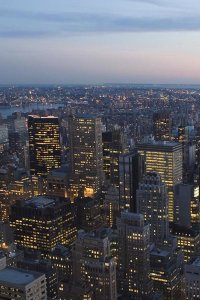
153,111 -> 172,141
102,129 -> 127,186
10,196 -> 77,256
150,245 -> 184,300
0,266 -> 47,300
137,140 -> 182,222
28,115 -> 61,177
137,172 -> 169,245
72,230 -> 117,300
69,114 -> 103,198
103,185 -> 120,228
17,258 -> 57,299
119,151 -> 144,212
117,211 -> 153,299
185,257 -> 200,300
171,224 -> 200,263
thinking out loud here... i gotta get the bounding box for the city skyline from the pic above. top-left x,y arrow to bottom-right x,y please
1,0 -> 200,84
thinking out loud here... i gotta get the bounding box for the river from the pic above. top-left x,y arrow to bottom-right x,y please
0,103 -> 65,118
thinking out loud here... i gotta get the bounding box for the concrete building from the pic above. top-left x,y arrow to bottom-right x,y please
185,257 -> 200,300
117,211 -> 153,299
137,172 -> 169,245
0,266 -> 47,300
72,230 -> 117,300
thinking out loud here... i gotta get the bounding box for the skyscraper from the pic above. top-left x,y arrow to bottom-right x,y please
137,140 -> 182,222
102,129 -> 127,187
28,116 -> 61,177
10,196 -> 77,256
117,211 -> 153,299
153,111 -> 172,141
69,114 -> 103,198
137,172 -> 169,245
72,230 -> 117,300
119,151 -> 144,212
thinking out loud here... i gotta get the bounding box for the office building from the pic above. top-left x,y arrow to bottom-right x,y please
69,114 -> 103,198
74,197 -> 103,231
119,151 -> 144,212
137,140 -> 182,222
0,266 -> 47,300
10,196 -> 77,256
150,245 -> 184,300
117,211 -> 153,299
153,111 -> 171,141
47,165 -> 70,198
185,257 -> 200,300
28,115 -> 61,177
72,230 -> 117,300
17,258 -> 57,299
137,172 -> 169,245
174,183 -> 197,228
171,224 -> 200,263
102,129 -> 127,186
103,185 -> 120,228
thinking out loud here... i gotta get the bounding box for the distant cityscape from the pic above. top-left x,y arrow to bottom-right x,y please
0,84 -> 200,299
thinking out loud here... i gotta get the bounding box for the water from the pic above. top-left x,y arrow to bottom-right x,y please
0,103 -> 65,118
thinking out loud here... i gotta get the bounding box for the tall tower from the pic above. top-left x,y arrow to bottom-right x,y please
102,129 -> 127,187
137,140 -> 182,222
153,111 -> 172,141
137,172 -> 169,245
28,116 -> 61,177
119,151 -> 144,212
117,211 -> 153,299
69,114 -> 103,198
72,230 -> 117,300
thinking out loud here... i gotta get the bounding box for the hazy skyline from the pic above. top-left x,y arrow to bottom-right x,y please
1,0 -> 200,84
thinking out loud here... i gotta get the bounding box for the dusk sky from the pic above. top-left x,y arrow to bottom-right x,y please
1,0 -> 200,84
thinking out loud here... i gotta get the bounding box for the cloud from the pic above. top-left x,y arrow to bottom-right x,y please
0,8 -> 200,38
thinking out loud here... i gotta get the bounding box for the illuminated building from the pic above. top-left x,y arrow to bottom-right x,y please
137,140 -> 182,222
10,196 -> 77,256
48,245 -> 72,281
69,114 -> 103,198
72,230 -> 117,300
153,111 -> 172,141
171,224 -> 200,263
137,172 -> 169,245
17,258 -> 57,299
0,189 -> 13,221
0,266 -> 47,300
28,115 -> 61,177
185,257 -> 200,300
103,185 -> 120,228
119,151 -> 144,212
117,211 -> 153,299
102,129 -> 127,186
150,245 -> 184,300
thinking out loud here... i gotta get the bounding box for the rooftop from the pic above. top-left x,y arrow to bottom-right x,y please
0,267 -> 43,286
137,140 -> 180,148
25,196 -> 55,208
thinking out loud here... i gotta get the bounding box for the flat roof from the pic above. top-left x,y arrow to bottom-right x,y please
25,196 -> 55,208
0,267 -> 43,286
137,141 -> 180,148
